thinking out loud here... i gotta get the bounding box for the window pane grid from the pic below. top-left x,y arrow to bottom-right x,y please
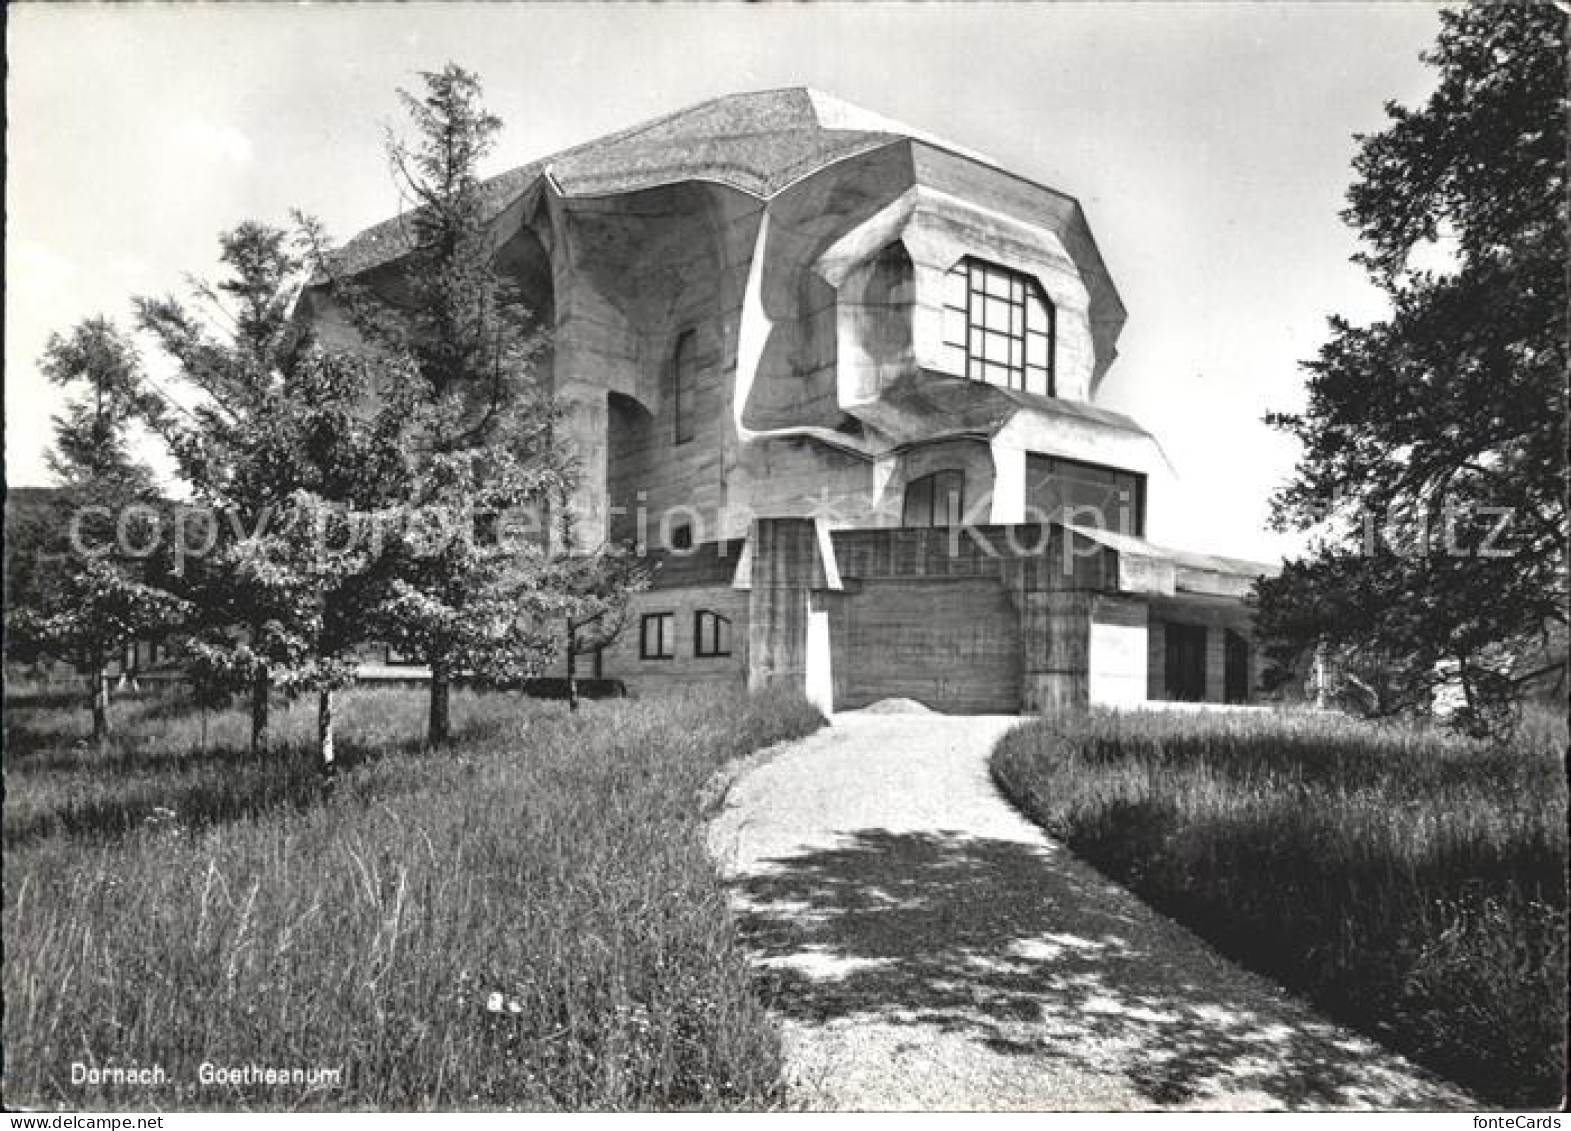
942,259 -> 1055,395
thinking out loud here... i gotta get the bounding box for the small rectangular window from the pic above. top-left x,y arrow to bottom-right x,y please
903,470 -> 965,528
640,612 -> 675,660
694,610 -> 732,658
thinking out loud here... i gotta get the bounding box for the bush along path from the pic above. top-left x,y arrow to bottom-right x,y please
707,709 -> 1474,1111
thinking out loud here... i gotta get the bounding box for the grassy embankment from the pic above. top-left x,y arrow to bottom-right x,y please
3,683 -> 822,1110
992,707 -> 1567,1109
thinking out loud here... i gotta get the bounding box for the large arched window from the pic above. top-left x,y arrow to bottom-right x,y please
903,469 -> 966,527
671,329 -> 697,445
941,258 -> 1055,397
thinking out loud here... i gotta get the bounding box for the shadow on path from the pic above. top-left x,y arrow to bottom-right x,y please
730,828 -> 1455,1109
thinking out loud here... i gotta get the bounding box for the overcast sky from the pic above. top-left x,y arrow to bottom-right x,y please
5,1 -> 1445,560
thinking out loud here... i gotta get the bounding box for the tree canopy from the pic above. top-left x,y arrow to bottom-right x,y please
302,63 -> 640,738
1258,1 -> 1568,735
7,318 -> 188,745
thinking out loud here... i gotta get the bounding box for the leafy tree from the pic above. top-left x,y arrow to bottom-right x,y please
187,344 -> 420,769
212,344 -> 424,769
1259,2 -> 1568,735
5,319 -> 188,746
134,222 -> 309,753
302,64 -> 636,743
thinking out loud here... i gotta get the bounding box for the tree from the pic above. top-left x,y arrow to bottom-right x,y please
190,344 -> 420,769
134,223 -> 309,753
302,64 -> 636,743
137,223 -> 432,768
1258,2 -> 1568,736
6,319 -> 188,746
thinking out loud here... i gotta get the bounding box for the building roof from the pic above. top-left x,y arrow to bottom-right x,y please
1066,523 -> 1280,593
331,87 -> 1087,279
868,371 -> 1159,451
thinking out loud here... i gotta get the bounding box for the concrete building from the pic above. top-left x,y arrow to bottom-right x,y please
322,88 -> 1275,714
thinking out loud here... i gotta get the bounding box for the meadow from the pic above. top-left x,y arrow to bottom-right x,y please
2,682 -> 823,1111
992,707 -> 1568,1109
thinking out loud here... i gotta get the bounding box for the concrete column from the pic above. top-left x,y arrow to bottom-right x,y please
748,518 -> 835,716
1146,618 -> 1167,701
1026,590 -> 1092,711
1204,626 -> 1226,703
558,388 -> 608,548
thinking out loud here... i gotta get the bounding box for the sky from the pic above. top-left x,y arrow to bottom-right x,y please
5,1 -> 1446,561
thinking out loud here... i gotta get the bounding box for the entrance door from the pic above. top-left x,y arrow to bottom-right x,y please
1164,623 -> 1207,702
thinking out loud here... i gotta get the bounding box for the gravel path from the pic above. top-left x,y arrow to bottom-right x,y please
707,710 -> 1473,1111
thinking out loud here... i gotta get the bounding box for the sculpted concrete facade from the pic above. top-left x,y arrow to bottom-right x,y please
325,89 -> 1275,713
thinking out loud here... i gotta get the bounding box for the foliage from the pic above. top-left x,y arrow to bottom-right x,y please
5,318 -> 189,743
993,707 -> 1568,1107
1259,2 -> 1568,736
299,63 -> 639,742
2,685 -> 824,1110
186,345 -> 429,765
134,223 -> 313,750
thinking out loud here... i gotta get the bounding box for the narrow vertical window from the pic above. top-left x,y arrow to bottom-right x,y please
672,329 -> 697,445
1164,623 -> 1208,702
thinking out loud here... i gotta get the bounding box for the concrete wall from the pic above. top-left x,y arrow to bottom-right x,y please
605,317 -> 731,545
829,577 -> 1020,713
545,139 -> 1149,549
768,521 -> 1128,715
599,584 -> 748,697
595,522 -> 1267,715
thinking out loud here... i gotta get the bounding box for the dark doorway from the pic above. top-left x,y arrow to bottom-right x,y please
1224,630 -> 1250,704
1164,623 -> 1207,702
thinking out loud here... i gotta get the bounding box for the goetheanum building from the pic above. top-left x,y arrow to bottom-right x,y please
314,88 -> 1275,714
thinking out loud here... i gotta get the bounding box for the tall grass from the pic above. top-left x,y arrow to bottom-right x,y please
3,684 -> 823,1110
992,707 -> 1567,1109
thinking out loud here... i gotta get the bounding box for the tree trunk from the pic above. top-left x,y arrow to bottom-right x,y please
250,667 -> 271,755
566,620 -> 580,714
90,656 -> 111,750
318,687 -> 336,771
428,655 -> 452,746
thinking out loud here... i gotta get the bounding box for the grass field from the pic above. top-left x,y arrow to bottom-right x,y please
2,683 -> 823,1111
991,707 -> 1568,1109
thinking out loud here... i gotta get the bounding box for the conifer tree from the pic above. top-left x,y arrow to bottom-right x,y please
135,222 -> 309,753
303,64 -> 639,743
